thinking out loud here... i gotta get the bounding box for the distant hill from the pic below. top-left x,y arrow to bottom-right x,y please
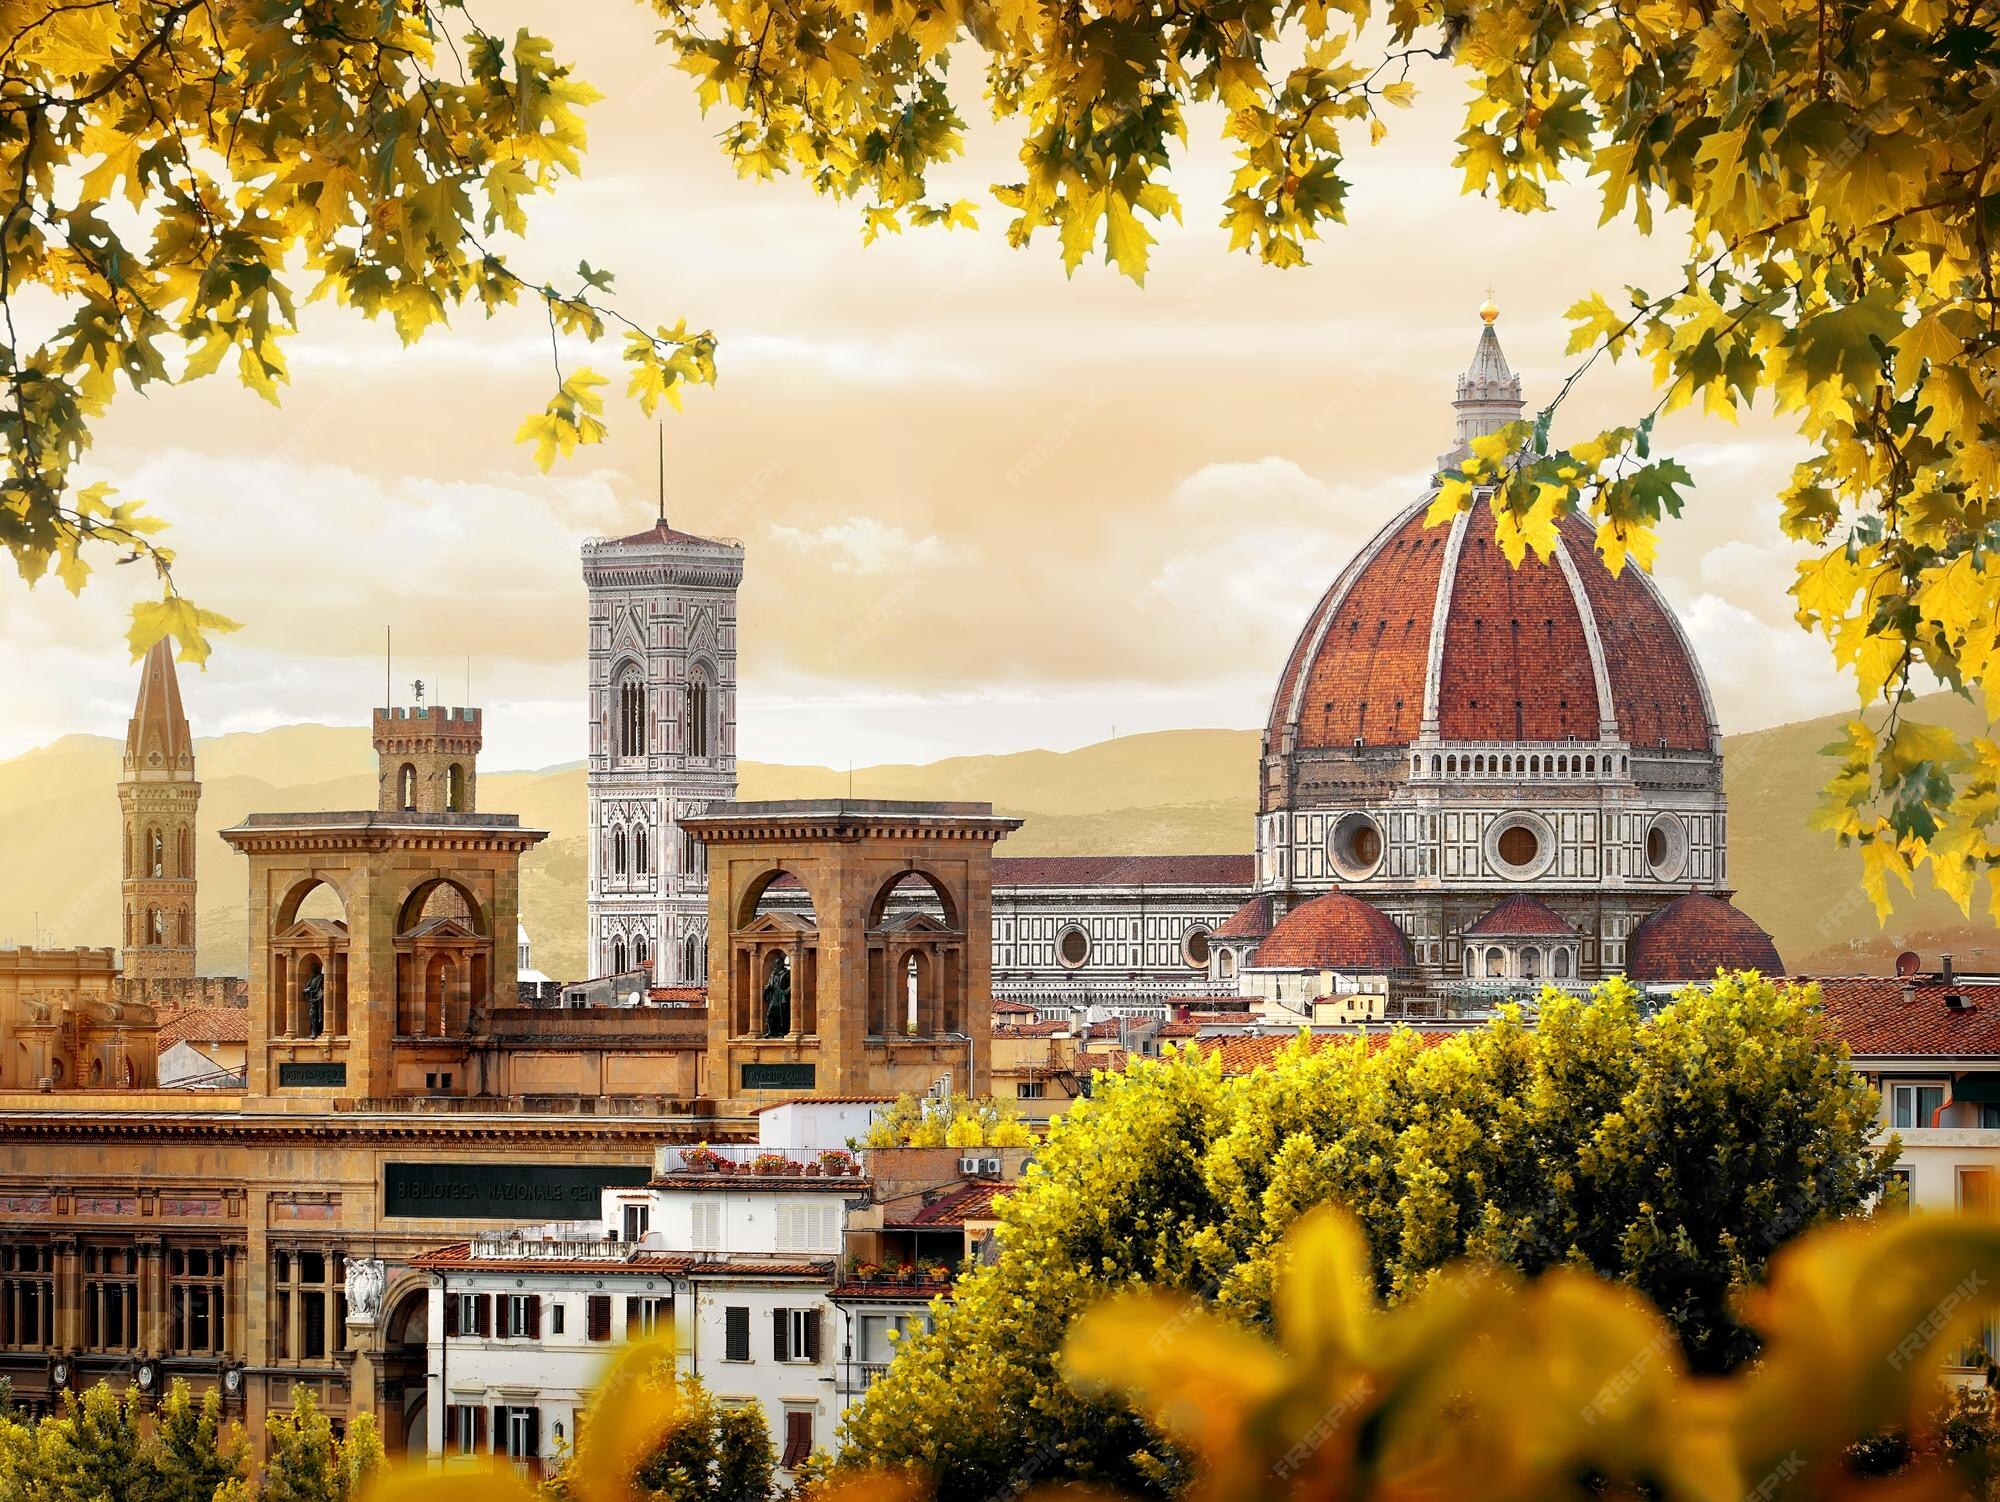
0,706 -> 1992,981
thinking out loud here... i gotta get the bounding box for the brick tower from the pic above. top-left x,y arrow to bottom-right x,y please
374,696 -> 482,814
119,639 -> 200,980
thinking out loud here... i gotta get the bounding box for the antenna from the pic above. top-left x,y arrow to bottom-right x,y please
657,421 -> 666,526
465,654 -> 471,707
385,627 -> 392,710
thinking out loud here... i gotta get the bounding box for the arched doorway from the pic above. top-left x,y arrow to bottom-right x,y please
380,1284 -> 430,1455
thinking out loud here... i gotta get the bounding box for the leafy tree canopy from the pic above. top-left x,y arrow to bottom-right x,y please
831,976 -> 1892,1499
0,0 -> 714,665
9,0 -> 2000,921
861,1091 -> 1037,1148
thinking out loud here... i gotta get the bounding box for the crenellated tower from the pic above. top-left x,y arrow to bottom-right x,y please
119,639 -> 200,980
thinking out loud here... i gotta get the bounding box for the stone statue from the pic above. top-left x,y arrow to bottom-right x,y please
762,954 -> 792,1037
302,970 -> 325,1038
343,1257 -> 386,1324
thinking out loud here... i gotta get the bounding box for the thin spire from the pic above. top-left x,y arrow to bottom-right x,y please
124,637 -> 193,775
657,421 -> 666,526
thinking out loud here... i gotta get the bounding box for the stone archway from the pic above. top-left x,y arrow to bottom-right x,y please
378,1282 -> 430,1456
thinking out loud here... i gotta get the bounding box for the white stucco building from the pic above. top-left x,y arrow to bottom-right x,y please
414,1102 -> 891,1476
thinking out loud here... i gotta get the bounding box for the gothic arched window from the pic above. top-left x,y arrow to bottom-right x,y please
634,823 -> 649,878
611,936 -> 628,975
148,909 -> 164,945
398,764 -> 417,810
686,673 -> 710,759
148,829 -> 163,878
617,674 -> 646,759
612,825 -> 628,879
684,934 -> 705,983
633,934 -> 650,971
446,763 -> 465,813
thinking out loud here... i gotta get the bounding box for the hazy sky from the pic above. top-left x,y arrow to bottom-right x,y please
0,7 -> 1847,770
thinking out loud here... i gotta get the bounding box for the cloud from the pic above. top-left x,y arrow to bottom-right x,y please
768,518 -> 969,575
1674,591 -> 1854,732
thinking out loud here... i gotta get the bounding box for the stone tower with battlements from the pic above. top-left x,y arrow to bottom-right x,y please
582,518 -> 745,987
374,703 -> 482,815
119,640 -> 199,980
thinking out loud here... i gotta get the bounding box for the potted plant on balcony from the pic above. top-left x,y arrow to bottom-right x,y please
681,1145 -> 728,1173
921,1261 -> 950,1284
751,1151 -> 789,1175
853,1261 -> 881,1283
817,1149 -> 854,1175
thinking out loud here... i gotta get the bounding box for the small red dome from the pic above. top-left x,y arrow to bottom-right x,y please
1252,892 -> 1413,970
1627,891 -> 1782,983
1213,894 -> 1275,941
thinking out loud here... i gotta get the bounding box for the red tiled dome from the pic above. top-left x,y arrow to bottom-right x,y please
1265,505 -> 1715,757
1627,891 -> 1782,983
1462,894 -> 1577,939
1213,893 -> 1275,941
1252,892 -> 1413,970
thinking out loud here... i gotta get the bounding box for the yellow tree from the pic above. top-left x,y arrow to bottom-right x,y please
8,0 -> 2000,921
0,0 -> 714,664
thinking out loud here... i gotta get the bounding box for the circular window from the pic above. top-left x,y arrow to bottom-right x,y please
1056,926 -> 1091,969
1327,812 -> 1385,879
1484,812 -> 1556,880
1644,813 -> 1688,881
1183,927 -> 1212,968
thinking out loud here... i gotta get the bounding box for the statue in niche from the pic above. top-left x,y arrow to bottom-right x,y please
762,954 -> 792,1037
302,969 -> 325,1037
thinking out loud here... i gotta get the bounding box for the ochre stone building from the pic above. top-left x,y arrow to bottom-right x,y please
120,640 -> 200,983
0,650 -> 1017,1452
690,800 -> 1020,1111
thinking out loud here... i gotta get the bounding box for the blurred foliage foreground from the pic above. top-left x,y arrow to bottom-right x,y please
368,1207 -> 2000,1502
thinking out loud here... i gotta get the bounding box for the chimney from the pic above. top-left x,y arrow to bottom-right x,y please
1944,952 -> 1957,988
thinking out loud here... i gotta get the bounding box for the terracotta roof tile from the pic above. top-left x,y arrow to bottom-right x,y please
1252,893 -> 1413,970
887,1180 -> 1011,1228
1266,502 -> 1712,756
1628,892 -> 1782,982
155,1006 -> 249,1047
1213,894 -> 1276,941
992,855 -> 1255,888
1462,895 -> 1578,939
1810,977 -> 2000,1058
604,519 -> 735,549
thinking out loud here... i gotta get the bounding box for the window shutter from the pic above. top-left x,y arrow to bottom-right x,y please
805,1308 -> 822,1363
626,1297 -> 641,1341
725,1304 -> 749,1361
443,1295 -> 459,1338
477,1295 -> 492,1337
526,1295 -> 541,1340
774,1205 -> 796,1254
587,1294 -> 611,1342
772,1306 -> 789,1362
445,1405 -> 459,1447
781,1410 -> 813,1468
474,1406 -> 488,1450
528,1407 -> 542,1458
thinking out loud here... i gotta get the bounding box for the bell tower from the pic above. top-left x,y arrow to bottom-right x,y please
582,518 -> 745,987
119,639 -> 200,981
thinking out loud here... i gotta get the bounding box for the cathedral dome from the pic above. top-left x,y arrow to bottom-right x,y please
1252,891 -> 1413,971
1627,891 -> 1782,983
1264,318 -> 1716,766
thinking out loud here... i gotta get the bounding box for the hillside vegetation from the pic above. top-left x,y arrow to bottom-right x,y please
0,707 -> 1989,982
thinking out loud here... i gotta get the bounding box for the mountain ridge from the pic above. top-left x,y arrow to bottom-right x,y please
2,705 -> 1992,981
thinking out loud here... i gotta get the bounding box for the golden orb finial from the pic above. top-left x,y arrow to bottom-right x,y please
1479,292 -> 1499,325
